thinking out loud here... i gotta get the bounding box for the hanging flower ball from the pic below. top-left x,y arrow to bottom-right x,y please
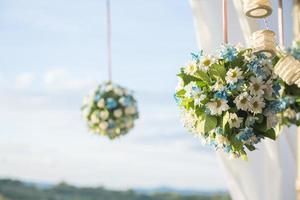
275,40 -> 300,126
82,82 -> 139,139
175,44 -> 282,159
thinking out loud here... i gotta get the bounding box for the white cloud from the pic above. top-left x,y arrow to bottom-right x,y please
44,68 -> 96,91
15,73 -> 35,89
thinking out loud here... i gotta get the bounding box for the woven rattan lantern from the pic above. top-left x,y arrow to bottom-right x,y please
251,29 -> 276,58
274,55 -> 300,86
244,0 -> 273,18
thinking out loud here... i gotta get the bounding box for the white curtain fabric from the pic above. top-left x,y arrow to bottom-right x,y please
294,0 -> 300,39
189,0 -> 297,199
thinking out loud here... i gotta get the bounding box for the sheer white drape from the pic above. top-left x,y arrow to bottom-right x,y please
189,0 -> 296,199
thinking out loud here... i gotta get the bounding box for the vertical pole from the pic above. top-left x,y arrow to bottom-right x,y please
107,0 -> 112,82
294,0 -> 300,41
278,0 -> 285,47
223,0 -> 228,44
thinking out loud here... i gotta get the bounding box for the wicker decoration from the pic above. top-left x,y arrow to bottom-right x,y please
274,55 -> 300,86
251,30 -> 276,58
243,0 -> 273,18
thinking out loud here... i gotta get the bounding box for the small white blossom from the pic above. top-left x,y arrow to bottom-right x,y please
234,92 -> 251,111
113,109 -> 123,118
249,96 -> 265,114
125,106 -> 136,115
99,121 -> 109,130
212,80 -> 225,91
206,99 -> 229,115
225,67 -> 243,84
184,60 -> 198,75
283,108 -> 297,119
228,113 -> 243,128
100,110 -> 109,120
199,55 -> 213,71
91,113 -> 100,124
114,87 -> 124,96
97,98 -> 105,108
249,76 -> 265,96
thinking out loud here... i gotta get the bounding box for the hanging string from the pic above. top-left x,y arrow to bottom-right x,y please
223,0 -> 228,44
278,0 -> 285,47
263,18 -> 270,30
107,0 -> 112,82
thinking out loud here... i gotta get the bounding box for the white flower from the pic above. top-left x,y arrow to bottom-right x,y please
212,80 -> 225,91
264,79 -> 274,98
99,121 -> 109,130
181,109 -> 197,133
114,87 -> 124,96
234,92 -> 251,111
184,82 -> 201,98
184,60 -> 198,75
97,98 -> 105,108
194,93 -> 206,106
105,84 -> 113,92
283,108 -> 297,119
113,109 -> 123,118
225,67 -> 243,84
249,76 -> 265,96
176,77 -> 184,91
125,119 -> 134,129
206,99 -> 229,115
91,113 -> 100,124
199,55 -> 213,71
266,114 -> 278,129
125,106 -> 136,115
228,113 -> 243,128
100,110 -> 109,120
216,135 -> 229,146
249,96 -> 265,114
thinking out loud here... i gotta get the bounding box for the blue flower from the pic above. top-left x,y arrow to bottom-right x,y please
119,96 -> 132,107
191,50 -> 204,62
220,44 -> 238,62
173,94 -> 181,105
94,94 -> 101,101
272,83 -> 281,96
265,99 -> 288,115
236,127 -> 260,145
247,59 -> 267,79
106,98 -> 118,110
214,90 -> 227,100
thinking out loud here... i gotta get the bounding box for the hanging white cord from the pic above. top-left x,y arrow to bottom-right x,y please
107,0 -> 112,82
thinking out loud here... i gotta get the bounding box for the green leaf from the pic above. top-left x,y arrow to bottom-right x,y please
193,70 -> 210,83
263,129 -> 276,140
176,89 -> 185,97
197,115 -> 218,133
209,63 -> 226,80
222,112 -> 230,129
245,144 -> 256,151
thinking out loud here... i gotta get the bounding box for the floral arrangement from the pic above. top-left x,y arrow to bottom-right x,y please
276,40 -> 300,126
82,82 -> 139,139
175,44 -> 283,159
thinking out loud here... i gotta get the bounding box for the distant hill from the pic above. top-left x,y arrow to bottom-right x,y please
0,179 -> 231,200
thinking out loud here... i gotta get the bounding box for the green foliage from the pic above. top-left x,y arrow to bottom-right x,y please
0,179 -> 231,200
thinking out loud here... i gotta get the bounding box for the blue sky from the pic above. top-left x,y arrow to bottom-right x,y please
0,0 -> 294,191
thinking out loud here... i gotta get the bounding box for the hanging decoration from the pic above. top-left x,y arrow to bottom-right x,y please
174,0 -> 282,159
82,82 -> 138,139
270,0 -> 300,128
273,0 -> 300,86
251,29 -> 276,58
81,0 -> 139,139
243,0 -> 272,18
